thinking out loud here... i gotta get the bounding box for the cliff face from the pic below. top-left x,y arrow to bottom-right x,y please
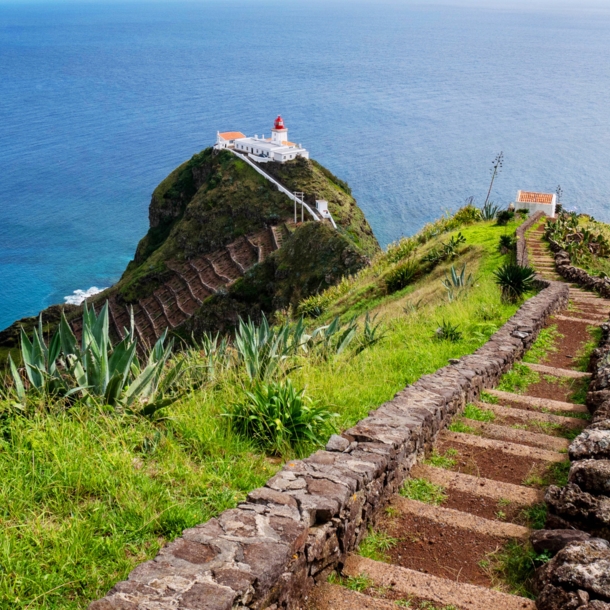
0,148 -> 380,352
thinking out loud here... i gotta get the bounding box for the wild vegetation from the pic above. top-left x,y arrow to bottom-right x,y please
546,210 -> 610,276
0,206 -> 526,609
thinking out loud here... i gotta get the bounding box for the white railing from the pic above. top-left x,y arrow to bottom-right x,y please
231,150 -> 322,222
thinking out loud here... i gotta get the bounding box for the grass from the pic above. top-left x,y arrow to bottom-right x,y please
447,420 -> 476,434
340,573 -> 374,592
519,503 -> 547,530
479,390 -> 498,404
463,403 -> 495,422
358,529 -> 399,562
523,460 -> 571,488
424,449 -> 459,469
400,478 -> 447,505
0,215 -> 525,609
482,540 -> 548,599
497,363 -> 540,394
522,324 -> 563,364
574,326 -> 602,371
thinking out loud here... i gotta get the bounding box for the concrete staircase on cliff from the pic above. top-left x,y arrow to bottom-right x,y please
70,223 -> 294,346
311,222 -> 606,610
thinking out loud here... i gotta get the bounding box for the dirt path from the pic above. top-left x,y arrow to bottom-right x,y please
310,223 -> 606,610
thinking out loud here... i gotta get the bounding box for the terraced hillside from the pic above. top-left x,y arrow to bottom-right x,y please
73,225 -> 289,345
312,222 -> 607,610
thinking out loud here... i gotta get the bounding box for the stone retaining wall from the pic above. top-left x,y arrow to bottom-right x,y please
525,220 -> 610,609
544,226 -> 610,298
517,210 -> 546,266
90,212 -> 569,610
535,321 -> 610,610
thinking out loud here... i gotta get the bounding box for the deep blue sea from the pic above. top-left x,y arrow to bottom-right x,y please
1,0 -> 610,330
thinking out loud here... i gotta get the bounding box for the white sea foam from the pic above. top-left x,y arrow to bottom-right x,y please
64,287 -> 107,306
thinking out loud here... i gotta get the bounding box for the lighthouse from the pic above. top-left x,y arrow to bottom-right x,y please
271,115 -> 288,145
215,115 -> 309,163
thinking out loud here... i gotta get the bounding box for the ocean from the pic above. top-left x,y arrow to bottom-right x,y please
1,0 -> 610,330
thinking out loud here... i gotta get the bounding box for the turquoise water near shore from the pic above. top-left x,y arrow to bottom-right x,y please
1,0 -> 610,329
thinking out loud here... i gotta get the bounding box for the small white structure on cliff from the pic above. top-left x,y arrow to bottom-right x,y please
215,116 -> 309,164
513,190 -> 557,217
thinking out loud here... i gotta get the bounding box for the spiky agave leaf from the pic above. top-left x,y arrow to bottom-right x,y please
8,354 -> 26,402
493,263 -> 536,302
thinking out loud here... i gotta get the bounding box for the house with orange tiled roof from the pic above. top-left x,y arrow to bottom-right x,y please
214,116 -> 309,164
513,190 -> 557,217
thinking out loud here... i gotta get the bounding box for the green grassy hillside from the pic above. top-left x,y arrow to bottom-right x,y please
0,208 -> 527,609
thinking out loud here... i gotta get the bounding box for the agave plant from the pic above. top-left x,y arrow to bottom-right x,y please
480,201 -> 500,221
234,314 -> 308,381
441,264 -> 475,301
9,302 -> 183,415
353,312 -> 386,355
493,263 -> 536,303
308,316 -> 358,359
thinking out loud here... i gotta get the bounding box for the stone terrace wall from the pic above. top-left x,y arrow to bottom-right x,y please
90,212 -> 568,610
535,323 -> 610,610
550,246 -> 610,298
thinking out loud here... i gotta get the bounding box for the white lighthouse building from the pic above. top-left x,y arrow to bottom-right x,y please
215,116 -> 309,164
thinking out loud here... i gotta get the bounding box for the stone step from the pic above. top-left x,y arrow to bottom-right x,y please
391,495 -> 530,539
412,464 -> 543,506
342,555 -> 536,610
485,389 -> 589,414
522,362 -> 591,379
458,420 -> 570,452
479,402 -> 587,429
311,583 -> 397,610
440,430 -> 567,463
555,314 -> 604,325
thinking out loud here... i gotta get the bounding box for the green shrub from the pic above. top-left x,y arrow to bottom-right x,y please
297,293 -> 326,318
234,315 -> 306,380
386,259 -> 419,293
386,237 -> 417,264
354,313 -> 387,355
496,210 -> 515,226
453,204 -> 482,225
422,232 -> 466,266
225,379 -> 337,455
498,234 -> 516,254
493,263 -> 536,302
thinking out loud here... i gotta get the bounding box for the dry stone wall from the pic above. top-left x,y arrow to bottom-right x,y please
526,220 -> 610,609
535,322 -> 610,610
517,210 -> 546,266
546,230 -> 610,298
90,212 -> 569,610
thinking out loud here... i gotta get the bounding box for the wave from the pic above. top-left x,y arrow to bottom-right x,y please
64,286 -> 107,306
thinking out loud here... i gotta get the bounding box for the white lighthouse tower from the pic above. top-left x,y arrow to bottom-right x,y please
271,115 -> 288,145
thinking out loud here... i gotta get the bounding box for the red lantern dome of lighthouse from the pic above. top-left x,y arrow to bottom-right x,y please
274,115 -> 285,130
